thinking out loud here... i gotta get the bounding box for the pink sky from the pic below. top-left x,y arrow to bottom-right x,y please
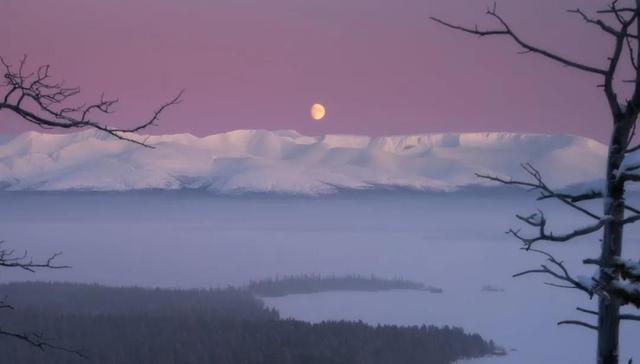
1,0 -> 617,142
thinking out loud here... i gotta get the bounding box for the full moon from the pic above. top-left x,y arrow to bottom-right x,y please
310,103 -> 326,120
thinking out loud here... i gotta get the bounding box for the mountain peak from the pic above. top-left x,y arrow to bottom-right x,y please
0,130 -> 606,194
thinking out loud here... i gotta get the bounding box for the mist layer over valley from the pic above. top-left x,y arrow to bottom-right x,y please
1,190 -> 638,363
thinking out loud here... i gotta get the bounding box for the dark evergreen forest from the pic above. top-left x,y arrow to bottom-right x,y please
0,282 -> 495,364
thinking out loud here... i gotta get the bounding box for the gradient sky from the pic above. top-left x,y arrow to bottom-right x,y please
1,0 -> 620,141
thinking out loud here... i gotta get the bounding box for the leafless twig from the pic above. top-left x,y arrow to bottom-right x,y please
513,249 -> 594,296
0,241 -> 83,355
430,4 -> 607,75
557,320 -> 598,331
0,56 -> 183,148
0,241 -> 69,272
477,163 -> 601,220
0,328 -> 85,358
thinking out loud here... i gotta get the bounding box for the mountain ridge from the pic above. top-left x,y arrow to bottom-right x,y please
0,129 -> 607,194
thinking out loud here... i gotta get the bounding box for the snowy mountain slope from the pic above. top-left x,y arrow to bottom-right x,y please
0,129 -> 607,194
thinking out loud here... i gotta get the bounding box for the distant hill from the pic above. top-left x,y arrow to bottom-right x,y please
246,274 -> 443,297
0,129 -> 605,194
0,282 -> 495,364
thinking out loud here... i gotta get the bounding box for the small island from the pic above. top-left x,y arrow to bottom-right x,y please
480,285 -> 505,293
245,274 -> 443,297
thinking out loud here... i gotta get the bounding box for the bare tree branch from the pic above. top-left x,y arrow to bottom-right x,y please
433,1 -> 640,362
622,214 -> 640,224
477,165 -> 606,249
584,257 -> 640,282
601,7 -> 636,119
537,190 -> 603,203
620,313 -> 640,321
0,241 -> 69,272
0,241 -> 82,355
508,211 -> 607,249
625,33 -> 639,70
513,249 -> 595,296
477,163 -> 601,220
0,56 -> 184,148
625,203 -> 640,214
627,143 -> 640,154
610,282 -> 640,307
620,172 -> 640,182
584,257 -> 640,307
568,8 -> 631,39
429,4 -> 607,75
598,7 -> 636,15
557,320 -> 599,331
0,56 -> 185,358
0,327 -> 85,358
0,298 -> 14,311
627,2 -> 640,118
596,4 -> 636,16
577,306 -> 599,316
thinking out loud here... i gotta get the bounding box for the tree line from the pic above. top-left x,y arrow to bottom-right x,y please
245,274 -> 442,297
0,282 -> 496,364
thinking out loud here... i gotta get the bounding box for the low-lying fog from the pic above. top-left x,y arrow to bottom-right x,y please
1,190 -> 638,363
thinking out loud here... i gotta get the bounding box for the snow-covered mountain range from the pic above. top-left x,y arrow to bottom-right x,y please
0,129 -> 607,194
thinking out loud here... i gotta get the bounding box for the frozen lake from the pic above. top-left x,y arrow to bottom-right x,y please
0,190 -> 638,363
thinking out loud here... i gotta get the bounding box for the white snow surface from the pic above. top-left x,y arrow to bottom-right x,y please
0,129 -> 607,193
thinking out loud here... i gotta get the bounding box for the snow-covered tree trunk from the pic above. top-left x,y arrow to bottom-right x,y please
431,2 -> 640,363
598,120 -> 632,364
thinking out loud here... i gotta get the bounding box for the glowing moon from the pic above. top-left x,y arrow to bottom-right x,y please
310,103 -> 326,120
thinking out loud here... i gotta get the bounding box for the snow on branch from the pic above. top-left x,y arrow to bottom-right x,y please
584,257 -> 640,307
611,281 -> 640,307
537,190 -> 603,203
584,257 -> 640,283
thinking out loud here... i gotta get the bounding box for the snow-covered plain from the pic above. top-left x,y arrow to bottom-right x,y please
0,130 -> 607,193
0,191 -> 638,363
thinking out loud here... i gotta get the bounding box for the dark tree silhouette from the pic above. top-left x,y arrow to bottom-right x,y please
0,56 -> 182,355
432,2 -> 640,364
245,274 -> 440,297
0,241 -> 84,356
0,282 -> 497,364
0,55 -> 182,147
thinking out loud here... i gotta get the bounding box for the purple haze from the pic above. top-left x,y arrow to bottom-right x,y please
2,0 -> 615,142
